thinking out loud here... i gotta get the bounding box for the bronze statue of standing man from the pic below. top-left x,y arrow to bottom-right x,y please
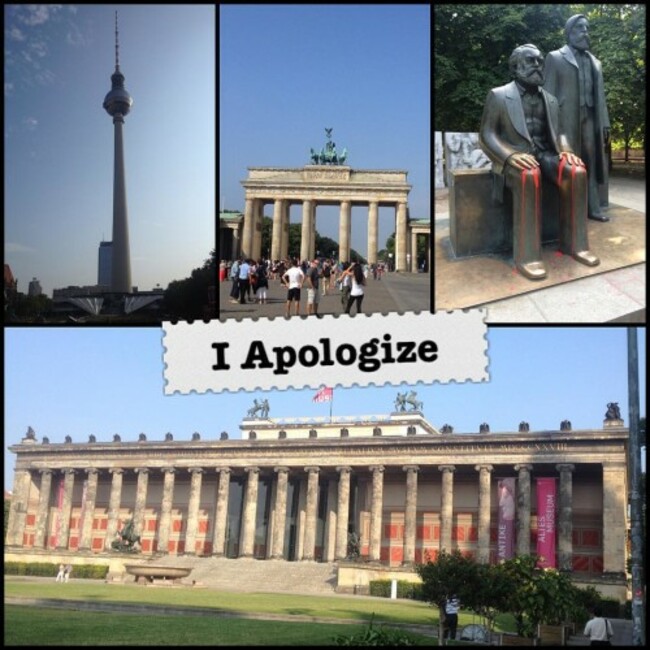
544,15 -> 611,221
479,44 -> 599,280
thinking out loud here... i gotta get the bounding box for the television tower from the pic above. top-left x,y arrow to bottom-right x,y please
103,11 -> 133,294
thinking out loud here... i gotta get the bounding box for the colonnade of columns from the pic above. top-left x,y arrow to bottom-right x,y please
241,196 -> 409,271
6,462 -> 621,574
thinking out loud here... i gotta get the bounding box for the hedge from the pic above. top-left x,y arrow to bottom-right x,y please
368,579 -> 423,600
5,562 -> 110,579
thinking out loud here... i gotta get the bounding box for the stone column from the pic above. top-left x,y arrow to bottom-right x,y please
515,464 -> 533,556
280,201 -> 290,260
325,480 -> 338,561
367,201 -> 379,265
300,200 -> 313,262
369,466 -> 385,562
271,467 -> 290,559
309,202 -> 317,260
184,468 -> 204,555
395,201 -> 408,272
242,196 -> 254,257
475,465 -> 493,563
556,464 -> 575,571
79,469 -> 99,551
602,463 -> 627,575
240,467 -> 259,557
57,469 -> 76,550
252,200 -> 263,260
402,466 -> 419,565
6,469 -> 32,547
157,467 -> 176,555
105,468 -> 124,549
133,468 -> 150,538
439,465 -> 455,553
33,470 -> 53,549
271,199 -> 283,261
212,468 -> 231,556
335,467 -> 352,559
302,467 -> 320,560
339,200 -> 351,263
410,230 -> 418,272
232,226 -> 241,260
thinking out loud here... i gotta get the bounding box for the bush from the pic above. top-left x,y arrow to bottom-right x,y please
4,562 -> 109,579
599,598 -> 623,619
368,580 -> 423,600
334,615 -> 419,646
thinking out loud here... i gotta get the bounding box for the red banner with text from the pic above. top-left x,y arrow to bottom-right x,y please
536,477 -> 557,568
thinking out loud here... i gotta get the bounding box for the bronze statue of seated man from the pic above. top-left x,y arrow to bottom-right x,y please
479,44 -> 599,280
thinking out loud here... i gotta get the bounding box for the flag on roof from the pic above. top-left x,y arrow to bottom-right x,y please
313,386 -> 333,403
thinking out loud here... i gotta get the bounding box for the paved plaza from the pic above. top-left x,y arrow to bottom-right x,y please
219,271 -> 431,319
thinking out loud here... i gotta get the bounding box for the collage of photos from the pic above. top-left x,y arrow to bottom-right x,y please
4,3 -> 647,647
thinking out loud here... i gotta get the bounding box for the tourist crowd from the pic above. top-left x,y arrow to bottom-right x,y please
219,256 -> 388,317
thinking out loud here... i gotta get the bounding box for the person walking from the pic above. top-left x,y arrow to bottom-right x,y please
229,258 -> 240,303
342,262 -> 366,315
583,606 -> 614,646
282,258 -> 305,318
306,259 -> 321,316
56,563 -> 65,583
255,259 -> 269,305
443,594 -> 460,640
64,563 -> 72,583
238,258 -> 251,304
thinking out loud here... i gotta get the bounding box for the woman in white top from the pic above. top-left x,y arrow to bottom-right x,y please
342,263 -> 366,315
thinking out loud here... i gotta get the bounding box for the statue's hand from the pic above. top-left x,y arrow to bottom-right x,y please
507,152 -> 539,171
560,151 -> 584,167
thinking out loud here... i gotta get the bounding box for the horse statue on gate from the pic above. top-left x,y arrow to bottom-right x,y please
309,128 -> 348,166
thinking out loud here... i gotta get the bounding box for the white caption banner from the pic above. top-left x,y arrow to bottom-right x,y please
163,310 -> 488,394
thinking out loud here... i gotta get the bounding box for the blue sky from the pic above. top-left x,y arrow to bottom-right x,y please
4,4 -> 215,297
219,4 -> 430,256
5,326 -> 645,491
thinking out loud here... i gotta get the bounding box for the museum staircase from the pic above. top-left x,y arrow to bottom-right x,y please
140,554 -> 339,594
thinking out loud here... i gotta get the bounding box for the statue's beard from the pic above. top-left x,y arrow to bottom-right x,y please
574,35 -> 590,50
519,70 -> 544,86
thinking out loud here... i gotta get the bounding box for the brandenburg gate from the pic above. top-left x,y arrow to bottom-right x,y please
239,131 -> 413,271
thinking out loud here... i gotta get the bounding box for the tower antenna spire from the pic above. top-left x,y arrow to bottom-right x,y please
115,10 -> 120,71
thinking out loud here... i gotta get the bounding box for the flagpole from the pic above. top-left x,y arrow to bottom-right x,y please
330,388 -> 333,423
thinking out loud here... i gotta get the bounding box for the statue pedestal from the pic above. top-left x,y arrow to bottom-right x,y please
449,169 -> 559,257
603,419 -> 625,428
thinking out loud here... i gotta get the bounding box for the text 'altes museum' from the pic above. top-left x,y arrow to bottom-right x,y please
5,410 -> 629,600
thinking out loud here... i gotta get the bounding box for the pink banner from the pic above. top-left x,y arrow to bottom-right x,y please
497,478 -> 516,561
536,478 -> 557,568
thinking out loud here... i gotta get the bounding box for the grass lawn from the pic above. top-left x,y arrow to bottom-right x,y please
4,578 -> 517,645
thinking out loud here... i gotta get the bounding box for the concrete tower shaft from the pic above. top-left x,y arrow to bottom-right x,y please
103,11 -> 133,294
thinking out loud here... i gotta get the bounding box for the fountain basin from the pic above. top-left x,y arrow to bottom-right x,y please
124,564 -> 192,584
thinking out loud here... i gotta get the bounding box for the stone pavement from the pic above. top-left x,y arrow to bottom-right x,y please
219,271 -> 431,319
435,175 -> 646,323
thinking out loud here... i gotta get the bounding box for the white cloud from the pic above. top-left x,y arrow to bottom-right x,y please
4,82 -> 14,96
18,5 -> 64,26
8,26 -> 26,41
23,117 -> 39,130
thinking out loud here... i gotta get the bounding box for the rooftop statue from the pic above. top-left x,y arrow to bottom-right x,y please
394,390 -> 423,412
605,402 -> 621,421
246,398 -> 270,419
310,128 -> 348,165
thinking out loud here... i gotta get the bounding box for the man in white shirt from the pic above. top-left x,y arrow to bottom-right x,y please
444,594 -> 460,640
583,606 -> 613,646
282,258 -> 305,318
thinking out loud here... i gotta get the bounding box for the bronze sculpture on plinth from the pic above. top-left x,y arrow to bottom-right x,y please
479,44 -> 600,280
544,15 -> 610,222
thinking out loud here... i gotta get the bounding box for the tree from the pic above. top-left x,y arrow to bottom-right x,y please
163,249 -> 216,320
4,499 -> 9,540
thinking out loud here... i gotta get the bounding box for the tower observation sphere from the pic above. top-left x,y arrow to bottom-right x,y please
103,70 -> 133,118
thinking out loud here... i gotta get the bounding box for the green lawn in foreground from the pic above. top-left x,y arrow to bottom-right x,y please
3,605 -> 432,646
4,579 -> 435,625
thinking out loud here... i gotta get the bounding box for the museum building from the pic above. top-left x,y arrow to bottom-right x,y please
5,411 -> 629,599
